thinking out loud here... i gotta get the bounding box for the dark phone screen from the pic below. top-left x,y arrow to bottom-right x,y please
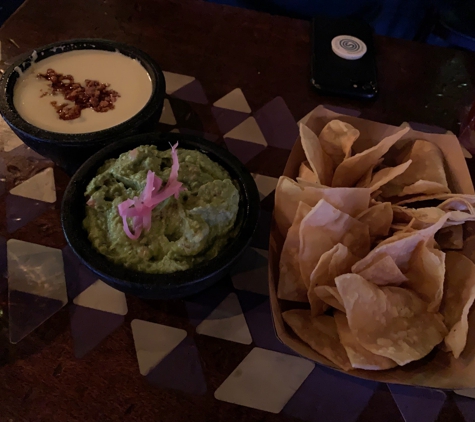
311,15 -> 378,99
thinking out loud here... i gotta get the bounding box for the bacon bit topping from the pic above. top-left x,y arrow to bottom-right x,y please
37,68 -> 120,120
117,143 -> 185,240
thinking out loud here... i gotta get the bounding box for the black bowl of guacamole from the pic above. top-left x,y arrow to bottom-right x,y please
62,132 -> 260,299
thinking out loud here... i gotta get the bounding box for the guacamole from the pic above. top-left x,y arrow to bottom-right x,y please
83,145 -> 240,274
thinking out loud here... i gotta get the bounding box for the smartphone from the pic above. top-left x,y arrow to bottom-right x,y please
311,15 -> 378,100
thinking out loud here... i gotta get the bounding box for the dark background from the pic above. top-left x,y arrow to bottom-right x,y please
0,0 -> 470,44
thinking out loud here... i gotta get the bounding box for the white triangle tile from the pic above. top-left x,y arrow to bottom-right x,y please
131,319 -> 187,375
3,136 -> 23,152
170,128 -> 180,133
10,167 -> 56,203
196,293 -> 252,344
7,239 -> 67,303
224,117 -> 267,147
162,71 -> 195,95
0,119 -> 23,152
159,98 -> 177,125
213,88 -> 251,113
215,348 -> 314,413
232,248 -> 269,296
455,389 -> 475,399
252,174 -> 278,200
73,280 -> 128,316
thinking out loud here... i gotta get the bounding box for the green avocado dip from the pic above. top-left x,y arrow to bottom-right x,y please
83,145 -> 240,274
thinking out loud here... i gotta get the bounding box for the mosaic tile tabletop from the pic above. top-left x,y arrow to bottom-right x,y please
1,71 -> 475,422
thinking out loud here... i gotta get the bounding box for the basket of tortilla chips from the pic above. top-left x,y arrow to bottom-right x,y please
269,106 -> 475,388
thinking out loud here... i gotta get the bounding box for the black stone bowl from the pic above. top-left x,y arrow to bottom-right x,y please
61,132 -> 260,300
0,38 -> 165,175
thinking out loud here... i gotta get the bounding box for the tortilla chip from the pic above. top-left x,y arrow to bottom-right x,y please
440,252 -> 475,358
397,193 -> 475,207
399,180 -> 450,196
308,244 -> 359,316
314,286 -> 345,312
296,178 -> 323,188
356,159 -> 383,188
278,202 -> 312,302
356,203 -> 393,238
392,206 -> 446,230
390,223 -> 416,234
438,197 -> 475,214
274,176 -> 371,236
382,140 -> 449,198
275,177 -> 302,236
332,126 -> 410,188
378,228 -> 414,245
352,212 -> 451,274
319,120 -> 360,167
436,225 -> 464,250
300,123 -> 333,186
282,309 -> 352,371
335,273 -> 448,366
392,206 -> 475,230
355,253 -> 408,286
368,160 -> 412,193
299,199 -> 370,288
405,242 -> 446,312
334,311 -> 397,370
298,161 -> 318,184
409,140 -> 448,187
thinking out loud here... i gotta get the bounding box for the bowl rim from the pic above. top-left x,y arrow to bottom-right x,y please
0,38 -> 165,144
61,132 -> 260,292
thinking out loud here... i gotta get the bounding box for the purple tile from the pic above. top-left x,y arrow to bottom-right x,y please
250,209 -> 271,250
322,104 -> 361,117
185,276 -> 233,327
62,246 -> 98,300
388,384 -> 445,422
237,290 -> 293,354
147,337 -> 207,395
69,304 -> 124,358
407,122 -> 447,134
224,138 -> 265,164
179,128 -> 219,143
6,194 -> 52,233
283,366 -> 378,422
454,394 -> 475,422
171,79 -> 208,104
9,290 -> 64,344
230,246 -> 268,278
254,97 -> 298,150
211,106 -> 249,134
230,248 -> 269,296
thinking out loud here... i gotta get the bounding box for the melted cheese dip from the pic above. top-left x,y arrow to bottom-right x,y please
13,49 -> 153,134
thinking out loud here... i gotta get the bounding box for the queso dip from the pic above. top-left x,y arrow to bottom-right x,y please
13,49 -> 152,134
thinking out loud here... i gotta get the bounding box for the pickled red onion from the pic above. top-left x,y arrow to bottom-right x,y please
117,142 -> 185,240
